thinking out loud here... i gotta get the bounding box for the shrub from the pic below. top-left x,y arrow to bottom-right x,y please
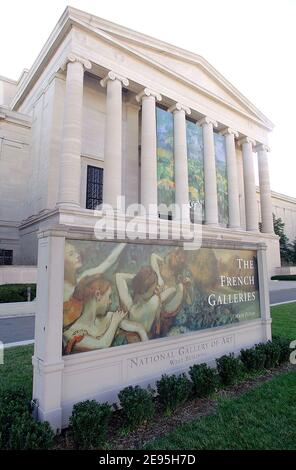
189,363 -> 218,397
0,284 -> 36,303
256,341 -> 281,369
272,336 -> 291,364
216,354 -> 243,386
240,347 -> 266,372
118,385 -> 155,428
0,388 -> 31,449
69,400 -> 112,449
9,415 -> 54,450
156,374 -> 192,416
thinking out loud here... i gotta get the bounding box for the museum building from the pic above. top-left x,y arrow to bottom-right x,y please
0,6 -> 282,273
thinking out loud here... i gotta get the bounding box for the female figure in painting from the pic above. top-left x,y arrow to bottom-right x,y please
150,248 -> 193,333
63,242 -> 126,328
115,266 -> 176,337
63,276 -> 149,353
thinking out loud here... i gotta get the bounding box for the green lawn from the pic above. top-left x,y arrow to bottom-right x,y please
271,303 -> 296,341
0,344 -> 33,396
145,371 -> 296,450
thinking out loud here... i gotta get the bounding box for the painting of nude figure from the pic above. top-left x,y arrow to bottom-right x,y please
62,240 -> 260,355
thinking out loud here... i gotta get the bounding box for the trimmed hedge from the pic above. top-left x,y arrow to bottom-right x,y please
156,374 -> 192,416
216,354 -> 243,386
189,363 -> 218,397
69,400 -> 112,449
240,347 -> 266,372
271,275 -> 296,281
0,284 -> 36,303
0,388 -> 54,450
118,385 -> 155,428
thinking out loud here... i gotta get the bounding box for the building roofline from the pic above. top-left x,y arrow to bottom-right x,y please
257,186 -> 296,205
10,5 -> 273,131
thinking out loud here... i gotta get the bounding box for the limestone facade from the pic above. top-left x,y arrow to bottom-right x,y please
0,6 -> 291,273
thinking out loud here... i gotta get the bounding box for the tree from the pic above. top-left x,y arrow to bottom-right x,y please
273,214 -> 291,264
288,238 -> 296,265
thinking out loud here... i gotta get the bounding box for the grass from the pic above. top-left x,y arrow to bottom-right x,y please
145,371 -> 296,450
271,303 -> 296,341
0,344 -> 33,396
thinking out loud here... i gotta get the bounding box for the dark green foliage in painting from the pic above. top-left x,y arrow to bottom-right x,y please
214,133 -> 229,226
118,385 -> 155,428
186,121 -> 205,221
156,107 -> 175,207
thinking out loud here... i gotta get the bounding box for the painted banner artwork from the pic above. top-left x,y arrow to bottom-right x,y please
156,107 -> 175,209
186,120 -> 205,221
214,133 -> 229,225
63,240 -> 260,355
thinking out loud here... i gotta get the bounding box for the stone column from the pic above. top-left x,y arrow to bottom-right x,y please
136,88 -> 162,217
256,144 -> 273,233
198,116 -> 219,226
239,136 -> 258,232
100,72 -> 129,210
168,102 -> 191,223
57,54 -> 91,208
220,127 -> 241,229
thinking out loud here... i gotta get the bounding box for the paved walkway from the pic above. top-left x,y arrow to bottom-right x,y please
269,280 -> 296,305
0,315 -> 35,344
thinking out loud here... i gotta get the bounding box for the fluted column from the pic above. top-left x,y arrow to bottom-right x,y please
256,144 -> 273,233
100,72 -> 129,210
239,137 -> 258,232
57,55 -> 91,207
136,88 -> 162,217
168,103 -> 191,223
198,117 -> 219,226
220,127 -> 241,229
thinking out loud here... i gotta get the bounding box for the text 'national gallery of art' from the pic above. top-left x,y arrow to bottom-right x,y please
0,6 -> 290,429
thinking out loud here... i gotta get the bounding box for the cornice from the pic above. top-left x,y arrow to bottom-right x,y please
0,106 -> 32,127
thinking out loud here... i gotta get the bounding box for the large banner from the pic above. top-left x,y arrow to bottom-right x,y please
63,240 -> 260,355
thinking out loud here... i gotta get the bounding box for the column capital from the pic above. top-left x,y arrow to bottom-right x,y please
238,136 -> 256,147
254,143 -> 270,153
168,102 -> 191,115
220,127 -> 239,138
197,116 -> 218,128
136,88 -> 162,103
61,54 -> 92,71
100,71 -> 129,88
